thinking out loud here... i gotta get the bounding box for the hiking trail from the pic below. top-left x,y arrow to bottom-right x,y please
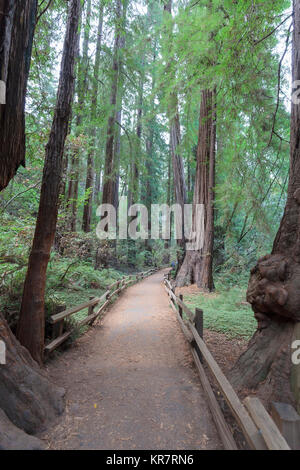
41,269 -> 222,450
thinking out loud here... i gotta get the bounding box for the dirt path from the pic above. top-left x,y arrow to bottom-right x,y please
41,269 -> 222,450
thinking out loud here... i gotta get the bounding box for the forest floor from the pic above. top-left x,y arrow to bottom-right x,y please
176,284 -> 256,341
40,269 -> 223,450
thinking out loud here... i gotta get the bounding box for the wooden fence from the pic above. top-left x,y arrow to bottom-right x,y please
44,268 -> 157,358
163,273 -> 298,451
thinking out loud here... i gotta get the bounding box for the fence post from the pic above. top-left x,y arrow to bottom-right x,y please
171,284 -> 176,305
271,402 -> 300,450
195,308 -> 204,361
179,294 -> 183,318
88,297 -> 94,316
53,320 -> 64,340
52,305 -> 65,339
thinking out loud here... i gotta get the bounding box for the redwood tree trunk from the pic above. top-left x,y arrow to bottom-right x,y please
17,0 -> 81,365
102,0 -> 123,209
0,313 -> 65,435
111,11 -> 127,214
176,89 -> 216,290
230,0 -> 300,410
0,1 -> 66,444
163,0 -> 187,268
68,150 -> 79,232
82,0 -> 104,232
113,108 -> 122,211
143,37 -> 157,254
0,0 -> 37,190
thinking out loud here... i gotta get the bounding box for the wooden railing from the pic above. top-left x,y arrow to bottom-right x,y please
44,268 -> 157,358
163,273 -> 295,451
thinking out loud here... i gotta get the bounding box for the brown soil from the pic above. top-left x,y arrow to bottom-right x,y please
204,329 -> 248,376
175,284 -> 218,298
40,269 -> 223,450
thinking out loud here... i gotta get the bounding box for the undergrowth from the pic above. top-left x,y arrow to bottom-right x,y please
183,276 -> 257,340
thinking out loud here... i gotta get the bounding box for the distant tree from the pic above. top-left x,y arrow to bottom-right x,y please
176,89 -> 216,290
67,0 -> 92,232
163,0 -> 187,268
102,0 -> 124,210
82,0 -> 104,232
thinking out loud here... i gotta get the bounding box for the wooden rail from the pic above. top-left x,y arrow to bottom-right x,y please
44,268 -> 157,357
163,273 -> 292,451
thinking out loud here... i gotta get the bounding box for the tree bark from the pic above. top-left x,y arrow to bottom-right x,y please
143,36 -> 157,253
0,0 -> 37,190
132,66 -> 144,203
0,314 -> 65,435
68,0 -> 91,232
0,0 -> 67,444
0,408 -> 45,450
176,89 -> 216,290
102,0 -> 123,209
68,149 -> 79,232
17,0 -> 81,365
113,108 -> 122,211
82,0 -> 104,232
111,7 -> 127,214
163,0 -> 187,268
230,0 -> 300,410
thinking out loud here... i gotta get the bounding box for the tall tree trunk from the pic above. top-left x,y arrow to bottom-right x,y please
163,150 -> 172,263
163,0 -> 187,269
176,89 -> 216,290
112,19 -> 127,214
144,35 -> 157,254
17,0 -> 81,365
132,68 -> 144,202
0,0 -> 66,444
0,0 -> 37,190
94,159 -> 103,203
230,0 -> 300,411
127,70 -> 144,265
69,0 -> 91,232
102,0 -> 123,209
95,0 -> 125,268
69,150 -> 79,232
113,108 -> 122,211
82,1 -> 104,232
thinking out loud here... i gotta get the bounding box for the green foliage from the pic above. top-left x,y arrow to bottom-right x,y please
1,0 -> 294,347
0,213 -> 124,333
184,280 -> 257,339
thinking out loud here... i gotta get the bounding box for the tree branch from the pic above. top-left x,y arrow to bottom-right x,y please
2,182 -> 40,211
36,0 -> 54,25
254,13 -> 293,46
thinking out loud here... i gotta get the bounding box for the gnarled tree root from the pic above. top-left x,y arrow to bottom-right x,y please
0,313 -> 65,435
230,252 -> 300,409
0,408 -> 45,450
229,318 -> 296,407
